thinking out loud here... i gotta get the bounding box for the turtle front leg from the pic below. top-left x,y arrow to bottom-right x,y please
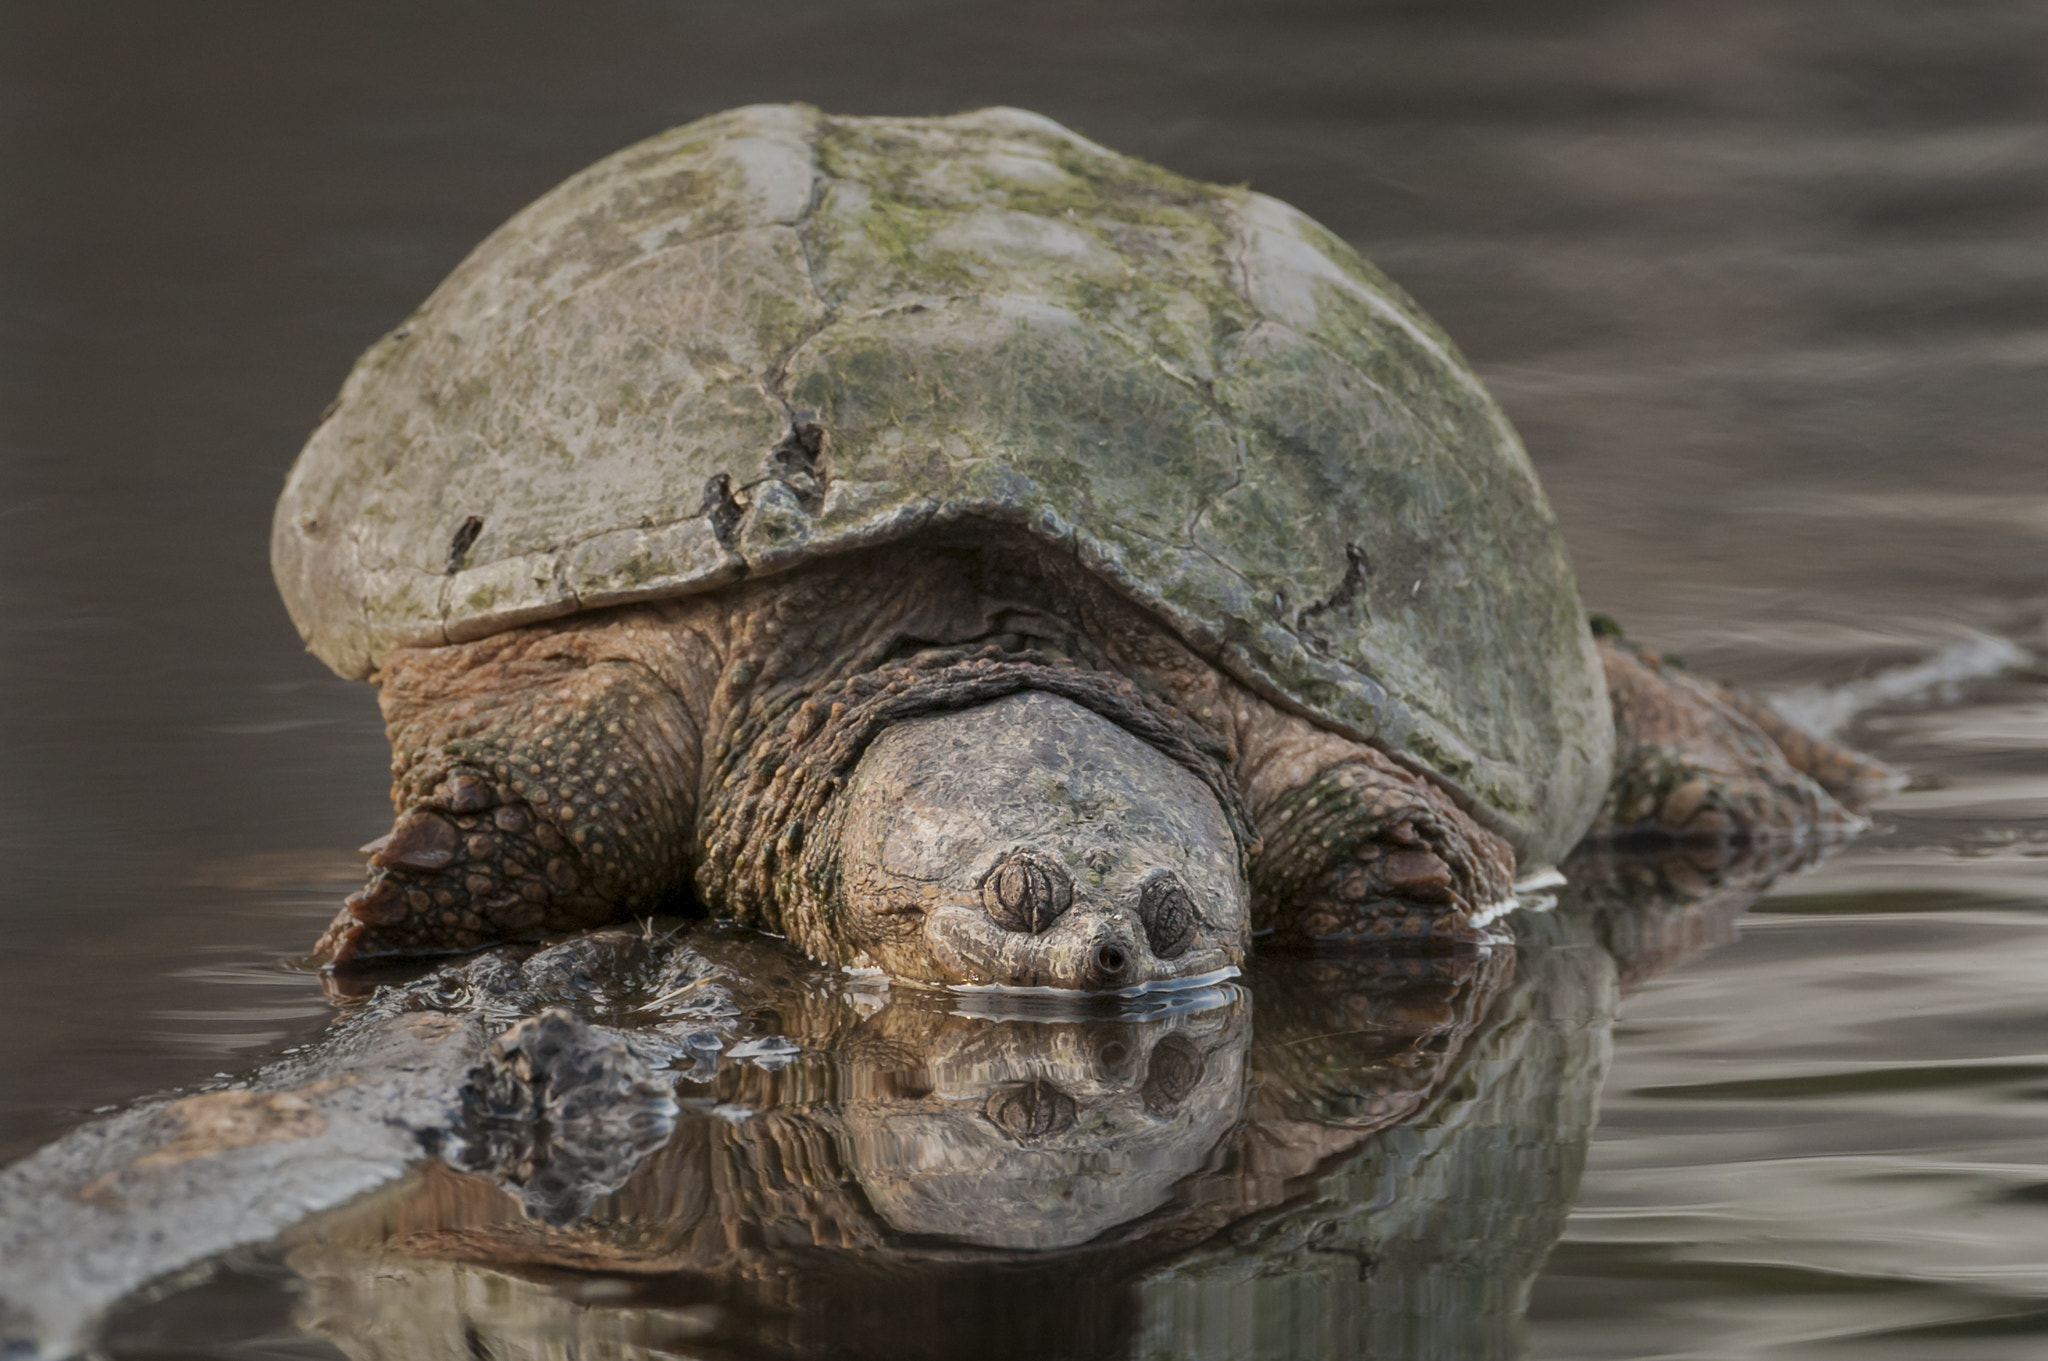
1249,743 -> 1517,951
318,625 -> 702,966
1590,634 -> 1897,845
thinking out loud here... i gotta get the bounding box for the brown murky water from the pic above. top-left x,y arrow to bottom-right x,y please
4,2 -> 2047,1356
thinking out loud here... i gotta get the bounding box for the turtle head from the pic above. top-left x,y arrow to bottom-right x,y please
831,690 -> 1249,992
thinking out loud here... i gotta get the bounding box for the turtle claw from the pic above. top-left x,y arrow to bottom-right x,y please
341,876 -> 411,927
371,808 -> 460,871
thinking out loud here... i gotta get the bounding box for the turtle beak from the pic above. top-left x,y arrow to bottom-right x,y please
918,886 -> 1242,994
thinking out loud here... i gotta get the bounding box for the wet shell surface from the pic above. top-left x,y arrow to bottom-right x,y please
272,104 -> 1611,862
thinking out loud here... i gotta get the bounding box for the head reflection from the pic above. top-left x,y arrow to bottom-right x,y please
833,1002 -> 1244,1251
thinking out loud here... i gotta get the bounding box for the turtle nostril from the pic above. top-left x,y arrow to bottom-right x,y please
1093,1039 -> 1137,1085
1094,942 -> 1129,977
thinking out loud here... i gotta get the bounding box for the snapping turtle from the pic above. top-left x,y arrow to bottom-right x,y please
274,104 -> 1885,990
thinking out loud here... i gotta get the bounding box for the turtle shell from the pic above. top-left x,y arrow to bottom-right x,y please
272,104 -> 1611,863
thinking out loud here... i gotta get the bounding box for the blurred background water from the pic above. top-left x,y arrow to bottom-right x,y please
3,2 -> 2046,1356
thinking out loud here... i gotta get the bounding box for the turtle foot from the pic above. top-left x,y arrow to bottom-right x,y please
1277,844 -> 1491,951
1253,759 -> 1515,953
1593,638 -> 1884,846
318,772 -> 616,966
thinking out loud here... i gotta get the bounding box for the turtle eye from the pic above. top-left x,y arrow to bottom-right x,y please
1141,1032 -> 1204,1115
983,1079 -> 1077,1140
1138,872 -> 1198,959
980,848 -> 1075,934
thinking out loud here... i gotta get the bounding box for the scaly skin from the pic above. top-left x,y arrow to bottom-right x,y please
319,619 -> 707,963
317,542 -> 1888,978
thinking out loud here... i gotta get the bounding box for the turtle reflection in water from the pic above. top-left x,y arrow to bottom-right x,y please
0,835 -> 1798,1360
273,104 -> 1893,990
285,954 -> 1522,1361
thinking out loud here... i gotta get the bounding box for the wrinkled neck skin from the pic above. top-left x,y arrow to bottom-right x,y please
694,655 -> 1252,993
688,539 -> 1255,993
